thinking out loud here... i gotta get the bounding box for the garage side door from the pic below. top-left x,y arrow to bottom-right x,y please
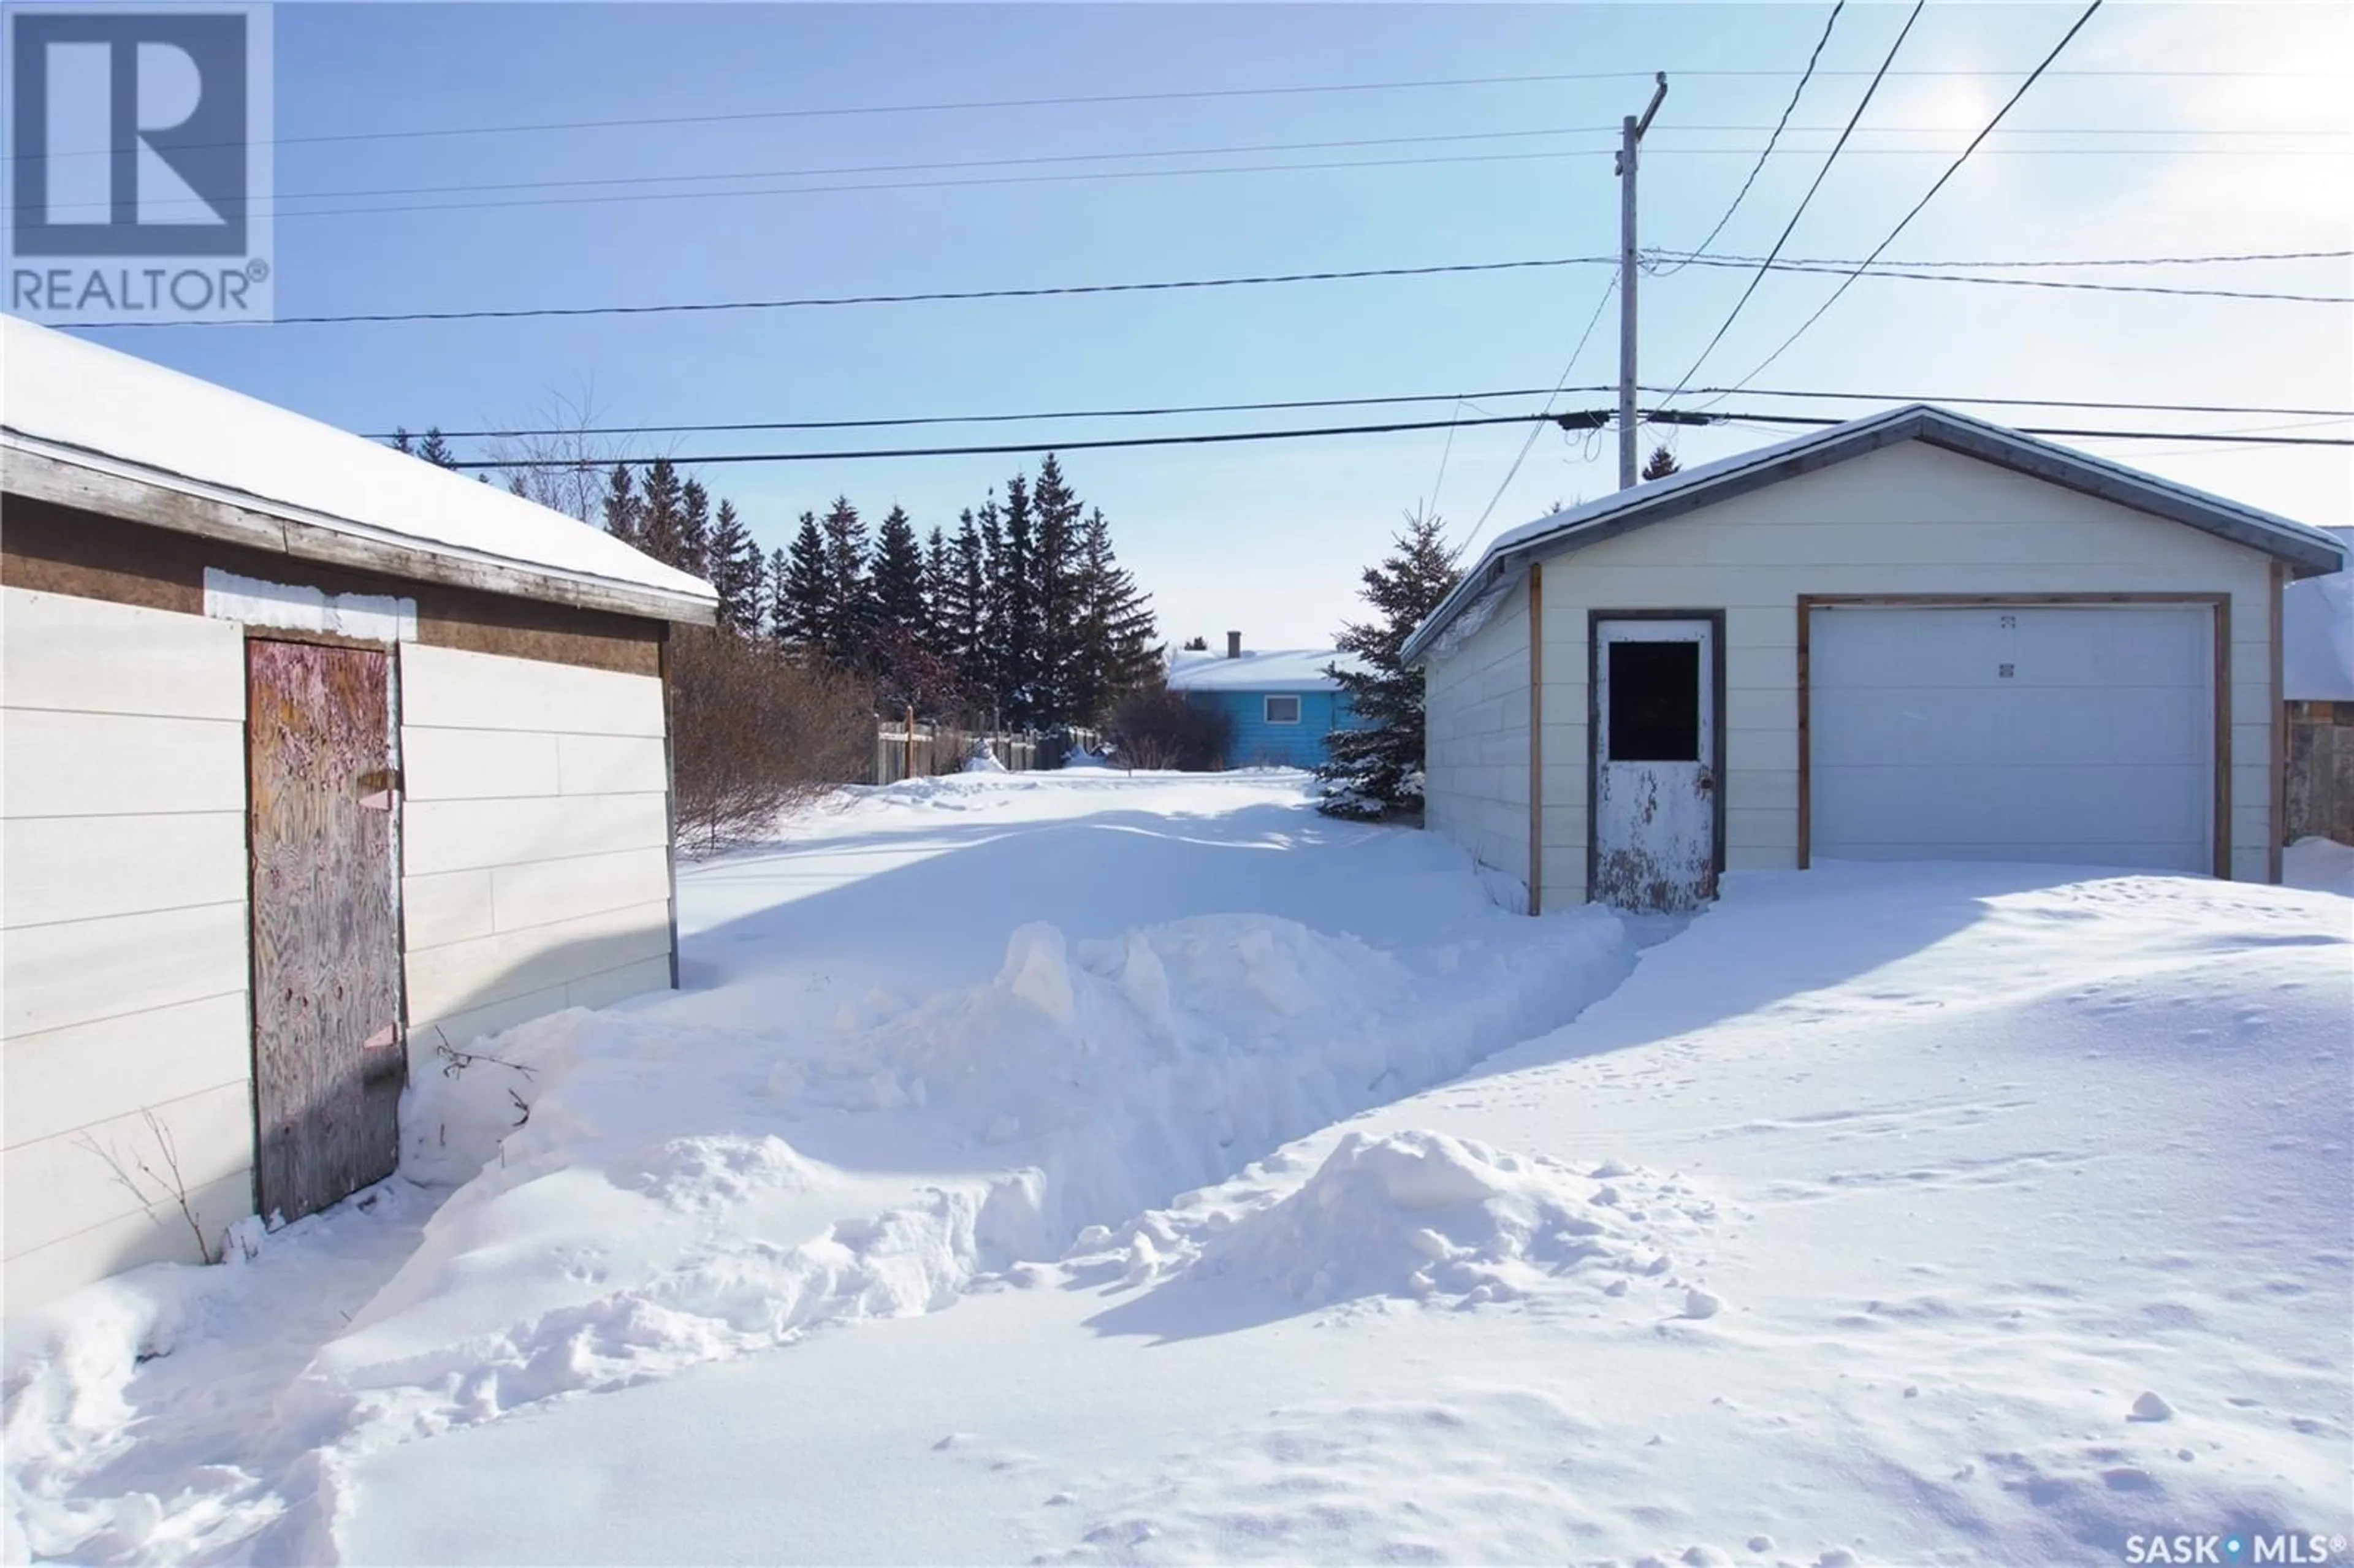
1808,604 -> 2215,874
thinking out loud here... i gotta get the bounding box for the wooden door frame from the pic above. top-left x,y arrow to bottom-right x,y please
1794,593 -> 2232,878
1584,609 -> 1729,904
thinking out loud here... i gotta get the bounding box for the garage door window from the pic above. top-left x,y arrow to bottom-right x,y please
1607,641 -> 1701,761
1264,695 -> 1301,725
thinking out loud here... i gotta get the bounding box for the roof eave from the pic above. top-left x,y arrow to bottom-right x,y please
3,435 -> 720,626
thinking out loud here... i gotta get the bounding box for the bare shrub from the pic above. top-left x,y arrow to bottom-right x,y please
1107,685 -> 1232,772
669,628 -> 874,849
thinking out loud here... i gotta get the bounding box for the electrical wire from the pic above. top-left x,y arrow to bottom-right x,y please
1657,0 -> 1927,408
1699,0 -> 2111,406
1648,254 -> 2348,303
1460,278 -> 1622,553
448,408 -> 2354,470
20,64 -> 2331,162
70,246 -> 2350,332
383,386 -> 2354,443
1658,1 -> 1846,273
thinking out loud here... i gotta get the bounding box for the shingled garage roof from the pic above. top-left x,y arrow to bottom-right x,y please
0,315 -> 718,624
1403,403 -> 2348,665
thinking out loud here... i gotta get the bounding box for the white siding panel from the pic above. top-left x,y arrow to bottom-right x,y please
492,847 -> 672,932
1,1169 -> 251,1316
558,733 -> 670,796
400,642 -> 665,737
400,727 -> 563,802
402,868 -> 497,950
404,899 -> 671,1024
3,812 -> 246,929
0,588 -> 243,718
2,709 -> 246,819
2,1080 -> 254,1258
4,902 -> 247,1038
402,792 -> 669,876
3,992 -> 251,1148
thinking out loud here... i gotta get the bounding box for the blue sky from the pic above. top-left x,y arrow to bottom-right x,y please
40,2 -> 2354,647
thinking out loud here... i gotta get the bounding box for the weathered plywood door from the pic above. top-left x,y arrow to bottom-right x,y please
1593,617 -> 1718,912
247,639 -> 404,1223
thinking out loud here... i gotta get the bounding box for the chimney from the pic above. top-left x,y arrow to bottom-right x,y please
1225,630 -> 1243,660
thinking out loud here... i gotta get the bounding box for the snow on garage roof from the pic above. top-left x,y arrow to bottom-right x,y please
1404,403 -> 2347,664
1167,647 -> 1360,692
2285,527 -> 2354,702
0,315 -> 716,623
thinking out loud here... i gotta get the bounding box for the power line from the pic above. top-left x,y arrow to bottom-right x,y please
1701,0 -> 2111,405
80,115 -> 2336,221
1462,275 -> 1618,553
85,139 -> 2350,228
1708,247 -> 2354,269
1660,0 -> 1927,407
1650,253 -> 2349,303
373,384 -> 2354,443
1663,2 -> 1846,272
22,65 -> 2333,162
446,408 -> 2354,470
68,246 -> 2349,332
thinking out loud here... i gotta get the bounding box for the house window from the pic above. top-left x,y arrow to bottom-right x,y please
1264,694 -> 1302,725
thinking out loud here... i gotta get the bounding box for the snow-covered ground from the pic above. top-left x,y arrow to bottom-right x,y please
6,772 -> 2350,1567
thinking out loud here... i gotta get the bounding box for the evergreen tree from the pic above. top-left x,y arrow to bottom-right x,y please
706,498 -> 763,634
766,546 -> 793,646
1641,443 -> 1682,482
1316,506 -> 1463,820
817,497 -> 872,663
780,511 -> 830,652
1067,506 -> 1159,725
416,428 -> 459,469
974,496 -> 1008,711
638,459 -> 687,568
391,428 -> 417,456
869,504 -> 928,637
945,511 -> 990,691
996,474 -> 1038,725
921,525 -> 954,655
1028,454 -> 1086,723
677,478 -> 713,580
601,464 -> 642,547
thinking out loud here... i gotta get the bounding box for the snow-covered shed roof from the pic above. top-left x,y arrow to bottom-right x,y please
1404,403 -> 2347,665
2285,527 -> 2354,702
0,315 -> 717,624
1167,647 -> 1360,692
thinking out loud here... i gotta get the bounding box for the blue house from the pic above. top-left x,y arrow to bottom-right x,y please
1167,633 -> 1368,769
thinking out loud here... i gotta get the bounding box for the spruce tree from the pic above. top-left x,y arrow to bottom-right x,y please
870,504 -> 928,637
921,525 -> 954,655
947,511 -> 990,693
601,464 -> 642,547
997,474 -> 1038,725
779,511 -> 831,652
678,478 -> 713,580
416,428 -> 459,469
1068,506 -> 1159,725
638,459 -> 687,568
1316,506 -> 1463,820
1641,444 -> 1682,481
391,428 -> 416,455
766,546 -> 793,646
1029,454 -> 1086,724
974,496 -> 1008,714
706,498 -> 763,633
817,496 -> 872,664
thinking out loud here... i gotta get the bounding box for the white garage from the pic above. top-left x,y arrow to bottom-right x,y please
1406,405 -> 2346,915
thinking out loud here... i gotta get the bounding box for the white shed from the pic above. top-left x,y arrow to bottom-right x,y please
1405,405 -> 2346,915
1,318 -> 717,1312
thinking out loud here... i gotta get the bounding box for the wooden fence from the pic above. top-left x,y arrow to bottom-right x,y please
2286,700 -> 2354,845
870,721 -> 1100,784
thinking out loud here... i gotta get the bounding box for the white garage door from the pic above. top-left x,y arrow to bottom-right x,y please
1808,603 -> 2214,874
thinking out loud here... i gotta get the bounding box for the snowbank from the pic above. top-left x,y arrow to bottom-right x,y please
2284,834 -> 2354,896
2283,528 -> 2354,701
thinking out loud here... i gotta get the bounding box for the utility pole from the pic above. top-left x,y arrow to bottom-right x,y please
1617,71 -> 1669,489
